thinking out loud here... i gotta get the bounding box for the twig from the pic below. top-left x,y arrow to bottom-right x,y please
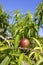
19,47 -> 32,50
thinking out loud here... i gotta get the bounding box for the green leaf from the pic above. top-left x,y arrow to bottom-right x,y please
0,41 -> 4,46
27,29 -> 31,38
18,53 -> 24,65
0,46 -> 9,51
0,56 -> 10,65
32,37 -> 42,51
24,55 -> 33,65
36,58 -> 43,65
29,51 -> 35,58
14,35 -> 20,48
34,47 -> 42,51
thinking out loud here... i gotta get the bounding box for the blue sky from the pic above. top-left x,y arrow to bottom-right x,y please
0,0 -> 41,14
0,0 -> 43,37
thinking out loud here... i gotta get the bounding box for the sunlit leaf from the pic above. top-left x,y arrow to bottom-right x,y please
14,35 -> 20,48
0,56 -> 10,65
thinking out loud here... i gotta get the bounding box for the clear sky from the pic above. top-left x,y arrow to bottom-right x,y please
0,0 -> 43,37
0,0 -> 41,14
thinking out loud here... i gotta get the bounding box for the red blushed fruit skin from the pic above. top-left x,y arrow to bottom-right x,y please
20,38 -> 30,48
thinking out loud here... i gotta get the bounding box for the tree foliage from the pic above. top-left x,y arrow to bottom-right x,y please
34,2 -> 43,28
0,5 -> 10,36
0,2 -> 43,65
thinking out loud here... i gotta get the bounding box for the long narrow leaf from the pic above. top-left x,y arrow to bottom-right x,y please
18,53 -> 24,65
36,58 -> 43,65
0,56 -> 10,65
24,55 -> 33,65
0,46 -> 9,51
32,37 -> 42,51
14,35 -> 20,48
